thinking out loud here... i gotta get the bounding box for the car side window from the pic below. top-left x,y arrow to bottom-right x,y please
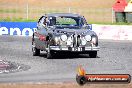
82,16 -> 87,25
37,16 -> 48,30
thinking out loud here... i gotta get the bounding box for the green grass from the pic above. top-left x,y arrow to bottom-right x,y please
89,22 -> 132,25
0,18 -> 132,25
0,18 -> 37,22
0,9 -> 21,13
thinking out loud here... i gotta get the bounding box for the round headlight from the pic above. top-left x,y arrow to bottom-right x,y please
61,35 -> 67,41
85,35 -> 91,41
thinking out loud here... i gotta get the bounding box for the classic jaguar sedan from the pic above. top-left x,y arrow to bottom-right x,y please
32,13 -> 100,59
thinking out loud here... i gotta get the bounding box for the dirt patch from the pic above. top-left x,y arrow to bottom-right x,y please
0,0 -> 115,8
0,0 -> 131,22
0,60 -> 30,74
0,0 -> 116,22
0,83 -> 132,88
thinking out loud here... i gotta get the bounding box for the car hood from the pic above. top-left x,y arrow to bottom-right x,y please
51,28 -> 96,36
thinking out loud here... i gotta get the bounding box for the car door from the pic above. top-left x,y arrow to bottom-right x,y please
34,16 -> 48,50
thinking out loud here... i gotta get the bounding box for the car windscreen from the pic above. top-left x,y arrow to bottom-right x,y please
48,16 -> 85,29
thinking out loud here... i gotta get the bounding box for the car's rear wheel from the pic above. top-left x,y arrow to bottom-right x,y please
89,51 -> 97,58
32,41 -> 40,56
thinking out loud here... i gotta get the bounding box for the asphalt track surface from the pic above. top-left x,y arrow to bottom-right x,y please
0,35 -> 132,83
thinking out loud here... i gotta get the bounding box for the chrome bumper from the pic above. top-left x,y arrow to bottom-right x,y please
48,46 -> 100,51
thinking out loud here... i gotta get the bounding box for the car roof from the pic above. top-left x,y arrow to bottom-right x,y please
45,13 -> 83,17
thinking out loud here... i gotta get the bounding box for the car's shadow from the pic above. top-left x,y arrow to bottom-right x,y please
39,53 -> 100,59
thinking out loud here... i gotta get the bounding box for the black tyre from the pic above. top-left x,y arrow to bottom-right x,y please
32,41 -> 40,56
89,51 -> 97,58
47,50 -> 54,59
32,47 -> 40,56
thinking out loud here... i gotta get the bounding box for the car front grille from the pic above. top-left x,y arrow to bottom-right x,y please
73,34 -> 81,47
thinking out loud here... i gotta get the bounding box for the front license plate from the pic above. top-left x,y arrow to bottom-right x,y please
72,47 -> 81,51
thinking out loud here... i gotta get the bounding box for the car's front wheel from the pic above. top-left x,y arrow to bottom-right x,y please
32,41 -> 40,56
89,51 -> 97,58
46,44 -> 54,59
47,50 -> 55,59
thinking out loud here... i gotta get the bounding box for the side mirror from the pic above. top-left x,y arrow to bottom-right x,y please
83,24 -> 92,30
86,24 -> 92,30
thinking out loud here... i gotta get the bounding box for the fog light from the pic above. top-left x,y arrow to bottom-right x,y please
67,40 -> 71,45
81,38 -> 87,45
67,37 -> 72,46
54,37 -> 60,44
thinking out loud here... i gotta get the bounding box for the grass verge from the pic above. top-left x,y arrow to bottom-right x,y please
0,18 -> 132,25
